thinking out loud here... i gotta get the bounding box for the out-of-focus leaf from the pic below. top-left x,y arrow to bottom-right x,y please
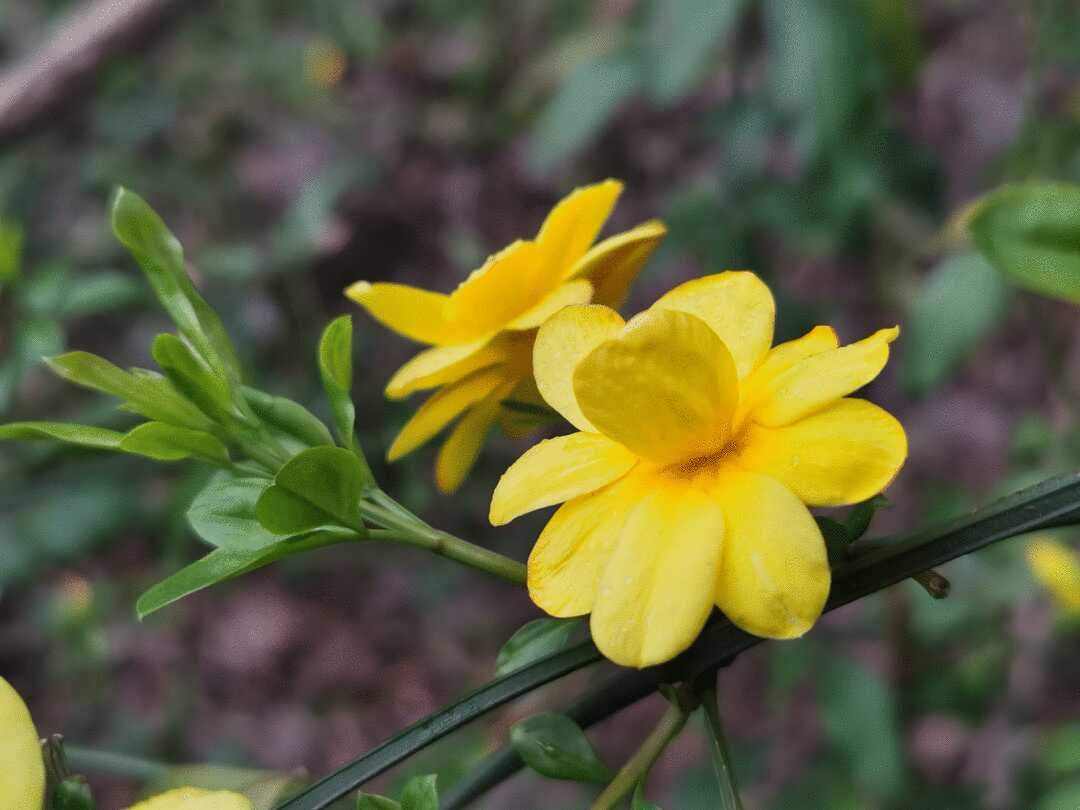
242,387 -> 334,451
46,351 -> 213,431
255,447 -> 369,535
21,262 -> 68,315
0,421 -> 125,451
110,187 -> 242,379
816,516 -> 851,565
187,476 -> 280,551
866,0 -> 921,86
495,617 -> 582,676
356,796 -> 400,810
1037,778 -> 1080,810
642,0 -> 745,104
819,658 -> 904,799
846,494 -> 891,542
904,252 -> 1009,394
152,333 -> 237,422
968,183 -> 1080,304
62,272 -> 146,316
318,316 -> 356,449
632,782 -> 661,809
1040,726 -> 1080,779
0,220 -> 23,285
120,422 -> 229,464
528,54 -> 639,172
510,713 -> 611,783
399,774 -> 437,810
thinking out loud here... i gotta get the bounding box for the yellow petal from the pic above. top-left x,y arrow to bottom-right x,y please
534,304 -> 625,432
490,432 -> 638,525
590,483 -> 726,668
752,327 -> 900,427
574,309 -> 738,464
345,281 -> 467,345
384,332 -> 530,399
506,279 -> 594,331
387,368 -> 508,461
444,240 -> 552,333
536,179 -> 623,273
434,381 -> 515,493
0,677 -> 44,810
650,272 -> 775,378
1026,537 -> 1080,613
712,471 -> 829,639
126,787 -> 252,810
528,470 -> 651,617
568,219 -> 667,309
735,325 -> 839,427
737,398 -> 907,506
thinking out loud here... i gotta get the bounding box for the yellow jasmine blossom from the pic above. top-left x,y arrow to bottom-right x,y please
347,179 -> 666,492
1026,536 -> 1080,615
0,677 -> 44,810
490,272 -> 907,668
126,787 -> 252,809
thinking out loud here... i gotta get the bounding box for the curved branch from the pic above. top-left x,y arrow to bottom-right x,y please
278,471 -> 1080,810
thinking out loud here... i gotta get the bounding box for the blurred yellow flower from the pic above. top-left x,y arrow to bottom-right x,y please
490,272 -> 907,667
0,677 -> 44,810
1026,536 -> 1080,615
347,179 -> 665,492
126,787 -> 252,810
304,39 -> 347,87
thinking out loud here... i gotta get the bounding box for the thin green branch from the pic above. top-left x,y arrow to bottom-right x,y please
278,471 -> 1080,810
64,745 -> 169,782
588,700 -> 690,810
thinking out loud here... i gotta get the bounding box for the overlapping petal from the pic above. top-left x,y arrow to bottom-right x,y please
387,368 -> 509,461
736,325 -> 838,422
751,327 -> 899,427
573,309 -> 738,463
528,470 -> 651,618
384,336 -> 505,399
506,279 -> 593,331
568,219 -> 667,309
534,304 -> 625,432
444,240 -> 552,333
537,179 -> 623,273
737,398 -> 907,506
650,272 -> 775,378
0,677 -> 44,810
434,380 -> 516,494
713,471 -> 829,639
590,483 -> 726,668
490,432 -> 638,525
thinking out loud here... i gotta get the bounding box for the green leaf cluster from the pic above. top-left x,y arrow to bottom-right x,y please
357,774 -> 438,810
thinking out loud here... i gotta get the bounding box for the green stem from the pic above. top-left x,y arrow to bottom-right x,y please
588,700 -> 690,810
699,686 -> 743,810
64,746 -> 169,782
359,501 -> 526,586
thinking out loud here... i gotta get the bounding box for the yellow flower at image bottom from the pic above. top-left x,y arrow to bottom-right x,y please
126,787 -> 252,810
490,272 -> 907,668
347,179 -> 666,492
1026,536 -> 1080,615
0,677 -> 44,810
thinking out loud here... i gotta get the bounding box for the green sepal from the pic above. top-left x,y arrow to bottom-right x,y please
817,516 -> 852,566
510,712 -> 611,783
846,494 -> 891,542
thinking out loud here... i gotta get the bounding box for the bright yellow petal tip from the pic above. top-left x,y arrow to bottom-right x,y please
1027,536 -> 1080,614
125,787 -> 253,810
0,677 -> 44,810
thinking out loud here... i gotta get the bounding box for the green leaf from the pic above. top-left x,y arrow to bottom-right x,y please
0,220 -> 23,285
1037,778 -> 1080,810
318,316 -> 356,448
399,774 -> 438,810
0,421 -> 125,451
242,386 -> 334,451
1039,725 -> 1080,779
510,712 -> 611,783
816,516 -> 852,565
256,447 -> 369,534
528,54 -> 640,172
642,0 -> 746,104
903,252 -> 1009,394
152,333 -> 237,422
968,183 -> 1080,304
632,781 -> 661,810
62,272 -> 145,317
45,351 -> 213,431
845,495 -> 890,542
110,187 -> 242,378
356,796 -> 400,810
120,422 -> 229,464
495,617 -> 582,677
188,476 -> 281,551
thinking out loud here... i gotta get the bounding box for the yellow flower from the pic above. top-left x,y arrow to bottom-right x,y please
347,179 -> 666,492
490,272 -> 907,667
0,677 -> 44,810
1026,536 -> 1080,615
126,787 -> 252,810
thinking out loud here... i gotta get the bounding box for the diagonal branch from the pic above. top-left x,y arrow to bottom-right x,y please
278,471 -> 1080,810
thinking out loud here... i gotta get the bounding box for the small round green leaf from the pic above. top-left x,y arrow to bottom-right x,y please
496,617 -> 582,677
188,476 -> 280,551
255,447 -> 369,534
510,712 -> 611,783
399,774 -> 437,810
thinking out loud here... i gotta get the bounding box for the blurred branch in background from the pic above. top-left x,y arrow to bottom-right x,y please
0,0 -> 190,145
